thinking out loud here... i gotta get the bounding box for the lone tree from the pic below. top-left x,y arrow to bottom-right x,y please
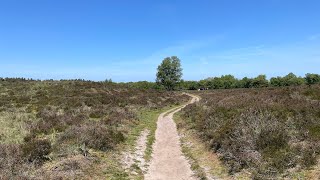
156,56 -> 183,90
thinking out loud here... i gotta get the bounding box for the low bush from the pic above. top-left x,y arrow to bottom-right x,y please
21,138 -> 52,164
0,144 -> 24,178
30,109 -> 87,135
181,85 -> 320,178
60,122 -> 125,151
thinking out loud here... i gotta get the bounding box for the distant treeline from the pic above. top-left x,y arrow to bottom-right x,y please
0,77 -> 95,82
1,73 -> 320,90
181,73 -> 320,90
123,73 -> 320,90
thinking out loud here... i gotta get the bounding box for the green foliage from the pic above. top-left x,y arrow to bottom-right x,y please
176,73 -> 318,90
156,56 -> 183,90
205,75 -> 237,89
238,77 -> 253,88
179,80 -> 200,90
270,73 -> 305,87
251,75 -> 269,88
305,73 -> 320,85
105,78 -> 113,83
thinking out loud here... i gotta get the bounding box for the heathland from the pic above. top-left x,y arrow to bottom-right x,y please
0,79 -> 189,179
179,85 -> 320,179
1,77 -> 320,179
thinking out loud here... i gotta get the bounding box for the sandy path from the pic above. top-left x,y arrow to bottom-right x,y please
145,94 -> 200,180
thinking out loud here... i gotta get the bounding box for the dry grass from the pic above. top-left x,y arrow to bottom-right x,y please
0,111 -> 31,144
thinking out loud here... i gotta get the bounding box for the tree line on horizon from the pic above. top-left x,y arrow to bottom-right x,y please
154,56 -> 320,90
1,73 -> 320,90
180,73 -> 320,90
125,72 -> 320,90
1,55 -> 319,91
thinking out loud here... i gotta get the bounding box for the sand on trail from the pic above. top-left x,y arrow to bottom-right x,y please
145,94 -> 200,180
122,129 -> 150,174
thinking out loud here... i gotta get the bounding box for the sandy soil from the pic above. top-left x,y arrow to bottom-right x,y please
145,94 -> 200,180
122,129 -> 150,174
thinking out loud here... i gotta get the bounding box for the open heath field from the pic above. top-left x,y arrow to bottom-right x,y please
0,79 -> 189,179
179,85 -> 320,179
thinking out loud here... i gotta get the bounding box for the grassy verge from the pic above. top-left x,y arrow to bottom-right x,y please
0,110 -> 31,144
174,112 -> 243,180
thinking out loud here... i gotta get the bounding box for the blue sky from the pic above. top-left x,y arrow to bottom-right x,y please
0,0 -> 320,82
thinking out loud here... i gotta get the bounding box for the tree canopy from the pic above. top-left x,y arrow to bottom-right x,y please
156,56 -> 183,90
305,73 -> 320,86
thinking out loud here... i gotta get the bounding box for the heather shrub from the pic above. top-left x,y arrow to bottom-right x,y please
303,88 -> 320,100
0,144 -> 24,178
31,109 -> 86,134
60,159 -> 81,171
21,138 -> 51,164
89,109 -> 105,118
60,122 -> 125,151
300,146 -> 317,168
181,85 -> 320,177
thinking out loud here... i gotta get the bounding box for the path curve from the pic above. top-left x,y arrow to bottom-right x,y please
145,93 -> 200,180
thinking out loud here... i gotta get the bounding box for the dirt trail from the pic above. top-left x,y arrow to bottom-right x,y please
145,94 -> 200,180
